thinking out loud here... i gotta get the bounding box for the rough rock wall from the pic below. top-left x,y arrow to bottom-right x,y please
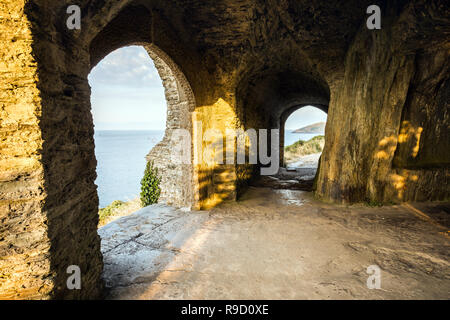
145,44 -> 198,209
193,96 -> 241,209
316,2 -> 450,203
0,0 -> 51,299
1,0 -> 104,299
389,48 -> 450,201
25,2 -> 104,299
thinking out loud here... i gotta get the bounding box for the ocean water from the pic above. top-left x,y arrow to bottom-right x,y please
94,130 -> 164,208
94,130 -> 323,208
284,131 -> 324,146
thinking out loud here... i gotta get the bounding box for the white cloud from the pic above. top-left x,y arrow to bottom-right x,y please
88,46 -> 163,89
88,46 -> 167,130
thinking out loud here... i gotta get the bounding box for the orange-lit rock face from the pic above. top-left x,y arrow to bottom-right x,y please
0,1 -> 51,300
0,0 -> 448,299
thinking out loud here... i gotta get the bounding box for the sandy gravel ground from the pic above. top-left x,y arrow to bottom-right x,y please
99,188 -> 449,300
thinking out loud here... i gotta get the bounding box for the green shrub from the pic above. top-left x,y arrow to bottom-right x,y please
99,200 -> 126,225
365,198 -> 384,207
284,135 -> 325,163
140,161 -> 161,207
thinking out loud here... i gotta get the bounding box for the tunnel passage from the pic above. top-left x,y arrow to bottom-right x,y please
1,0 -> 449,299
0,2 -> 208,299
234,68 -> 330,193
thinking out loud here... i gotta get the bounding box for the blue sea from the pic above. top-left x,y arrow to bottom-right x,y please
94,130 -> 322,208
284,131 -> 323,147
94,130 -> 164,208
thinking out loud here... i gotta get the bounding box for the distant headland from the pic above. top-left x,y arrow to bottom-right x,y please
292,122 -> 325,133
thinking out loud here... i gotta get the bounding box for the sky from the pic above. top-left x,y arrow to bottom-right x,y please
88,46 -> 167,131
284,106 -> 328,130
88,45 -> 327,131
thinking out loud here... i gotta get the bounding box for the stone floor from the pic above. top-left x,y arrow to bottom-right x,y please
99,187 -> 450,300
251,152 -> 320,191
251,166 -> 318,191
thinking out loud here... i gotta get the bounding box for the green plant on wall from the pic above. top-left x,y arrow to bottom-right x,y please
140,161 -> 162,207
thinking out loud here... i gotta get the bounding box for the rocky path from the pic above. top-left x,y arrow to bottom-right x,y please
286,152 -> 321,169
99,188 -> 449,299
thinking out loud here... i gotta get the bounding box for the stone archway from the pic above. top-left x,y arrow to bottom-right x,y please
279,104 -> 328,168
235,68 -> 330,185
89,43 -> 199,209
0,2 -> 203,300
87,5 -> 201,295
143,44 -> 198,209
